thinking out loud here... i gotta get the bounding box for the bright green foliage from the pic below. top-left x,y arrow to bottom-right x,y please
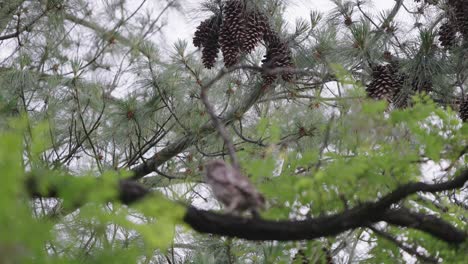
0,122 -> 51,264
253,92 -> 466,215
0,120 -> 184,263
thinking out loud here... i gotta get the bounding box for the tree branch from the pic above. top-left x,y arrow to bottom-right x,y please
130,77 -> 266,179
0,7 -> 48,41
182,206 -> 465,243
200,68 -> 241,170
28,168 -> 468,244
368,226 -> 438,264
129,66 -> 335,180
381,208 -> 465,245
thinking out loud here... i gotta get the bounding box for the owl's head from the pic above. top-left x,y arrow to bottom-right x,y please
203,159 -> 232,184
204,159 -> 227,172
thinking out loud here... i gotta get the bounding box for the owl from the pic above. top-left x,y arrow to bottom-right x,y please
204,160 -> 265,216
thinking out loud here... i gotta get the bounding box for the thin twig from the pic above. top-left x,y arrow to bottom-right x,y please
199,68 -> 241,170
0,7 -> 48,41
369,226 -> 438,263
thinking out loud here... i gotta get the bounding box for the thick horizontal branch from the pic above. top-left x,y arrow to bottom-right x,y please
183,206 -> 465,244
182,168 -> 466,243
27,178 -> 150,206
367,167 -> 468,212
28,168 -> 468,244
381,208 -> 465,243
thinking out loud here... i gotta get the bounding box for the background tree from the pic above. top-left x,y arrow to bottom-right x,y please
0,0 -> 467,263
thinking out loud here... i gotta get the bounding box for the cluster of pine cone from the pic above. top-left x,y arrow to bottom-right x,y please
365,57 -> 468,122
193,0 -> 294,85
437,0 -> 468,48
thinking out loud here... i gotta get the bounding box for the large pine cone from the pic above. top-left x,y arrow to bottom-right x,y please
366,64 -> 404,102
193,16 -> 217,48
193,16 -> 221,69
438,22 -> 457,48
261,33 -> 294,84
202,35 -> 220,69
219,0 -> 245,67
240,11 -> 269,53
448,0 -> 468,38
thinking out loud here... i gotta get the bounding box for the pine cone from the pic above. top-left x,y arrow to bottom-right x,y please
344,16 -> 352,27
460,96 -> 468,122
261,33 -> 294,84
219,0 -> 245,67
193,16 -> 221,69
366,64 -> 404,102
239,11 -> 269,53
202,36 -> 220,69
448,0 -> 468,38
438,22 -> 457,48
193,17 -> 215,48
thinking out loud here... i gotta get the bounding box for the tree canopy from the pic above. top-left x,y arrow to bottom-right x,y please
0,0 -> 467,263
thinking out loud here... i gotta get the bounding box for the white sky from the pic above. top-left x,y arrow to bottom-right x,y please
160,0 -> 403,50
0,1 -> 413,62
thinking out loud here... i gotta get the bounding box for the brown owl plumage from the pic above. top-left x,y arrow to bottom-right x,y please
204,160 -> 265,215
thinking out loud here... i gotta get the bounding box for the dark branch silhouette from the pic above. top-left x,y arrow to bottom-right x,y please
183,206 -> 465,243
27,168 -> 468,244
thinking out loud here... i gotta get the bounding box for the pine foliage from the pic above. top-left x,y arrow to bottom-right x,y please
0,0 -> 467,263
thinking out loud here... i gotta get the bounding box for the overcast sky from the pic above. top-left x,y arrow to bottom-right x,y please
160,0 -> 403,48
0,1 -> 414,62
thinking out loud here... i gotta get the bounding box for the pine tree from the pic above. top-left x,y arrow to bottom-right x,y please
1,1 -> 467,263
